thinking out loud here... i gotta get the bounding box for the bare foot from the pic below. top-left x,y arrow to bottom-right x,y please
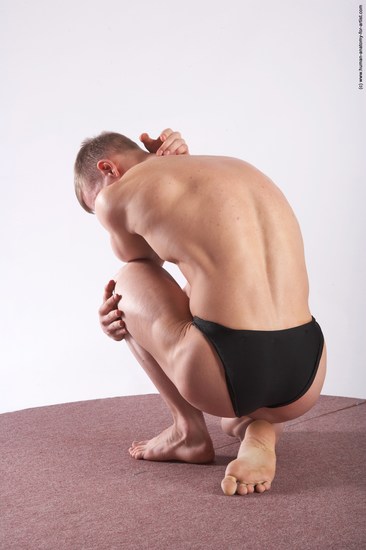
129,423 -> 215,463
221,420 -> 277,496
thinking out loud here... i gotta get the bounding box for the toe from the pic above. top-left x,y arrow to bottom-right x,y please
237,482 -> 249,496
129,445 -> 144,459
131,440 -> 148,448
255,483 -> 266,493
132,448 -> 144,460
246,484 -> 255,494
221,475 -> 237,496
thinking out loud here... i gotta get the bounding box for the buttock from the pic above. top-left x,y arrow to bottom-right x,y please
192,316 -> 324,417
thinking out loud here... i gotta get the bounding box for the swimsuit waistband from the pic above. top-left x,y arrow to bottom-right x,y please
192,316 -> 317,335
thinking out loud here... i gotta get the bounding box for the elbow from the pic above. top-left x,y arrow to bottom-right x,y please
126,254 -> 164,267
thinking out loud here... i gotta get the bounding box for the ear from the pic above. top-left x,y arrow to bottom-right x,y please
96,159 -> 120,178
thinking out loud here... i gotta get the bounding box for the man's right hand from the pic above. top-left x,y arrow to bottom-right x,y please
98,280 -> 127,341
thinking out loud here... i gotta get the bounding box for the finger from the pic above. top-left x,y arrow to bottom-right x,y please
112,328 -> 128,341
110,330 -> 127,342
157,138 -> 188,157
159,128 -> 173,141
161,138 -> 186,156
99,309 -> 124,332
106,308 -> 123,323
98,293 -> 121,316
139,133 -> 163,154
157,129 -> 177,149
157,132 -> 182,156
167,139 -> 188,155
139,132 -> 154,147
109,322 -> 128,341
175,143 -> 189,155
102,280 -> 116,302
106,319 -> 125,334
139,132 -> 150,142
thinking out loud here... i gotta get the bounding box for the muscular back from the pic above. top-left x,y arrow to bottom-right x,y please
96,155 -> 311,330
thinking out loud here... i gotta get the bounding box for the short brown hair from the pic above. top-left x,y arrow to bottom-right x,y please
74,131 -> 140,213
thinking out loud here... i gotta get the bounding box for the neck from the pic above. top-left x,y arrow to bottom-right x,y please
122,149 -> 151,173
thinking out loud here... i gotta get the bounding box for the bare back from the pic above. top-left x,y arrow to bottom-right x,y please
97,155 -> 311,330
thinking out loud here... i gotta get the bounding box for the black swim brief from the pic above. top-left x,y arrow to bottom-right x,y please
192,316 -> 324,417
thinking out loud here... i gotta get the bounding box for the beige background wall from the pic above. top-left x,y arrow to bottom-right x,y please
1,0 -> 365,412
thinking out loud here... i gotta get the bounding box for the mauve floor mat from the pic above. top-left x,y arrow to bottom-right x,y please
0,394 -> 365,550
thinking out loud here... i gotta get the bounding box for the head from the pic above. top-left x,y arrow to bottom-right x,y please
74,131 -> 144,213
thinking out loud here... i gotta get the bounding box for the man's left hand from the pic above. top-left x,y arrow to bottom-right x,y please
140,128 -> 189,156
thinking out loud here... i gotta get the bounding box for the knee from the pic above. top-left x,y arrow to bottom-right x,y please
114,259 -> 147,279
114,260 -> 156,293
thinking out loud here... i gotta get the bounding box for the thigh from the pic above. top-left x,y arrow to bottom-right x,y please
176,325 -> 237,418
114,260 -> 235,418
114,260 -> 191,371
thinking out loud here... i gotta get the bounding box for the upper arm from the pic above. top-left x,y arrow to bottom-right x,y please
109,230 -> 163,264
95,186 -> 163,265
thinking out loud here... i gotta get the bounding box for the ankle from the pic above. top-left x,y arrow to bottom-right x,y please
173,411 -> 207,436
244,420 -> 277,450
221,417 -> 254,440
171,418 -> 214,459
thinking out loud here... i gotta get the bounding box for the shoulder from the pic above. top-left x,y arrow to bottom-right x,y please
94,161 -> 154,230
94,183 -> 116,214
94,182 -> 125,231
